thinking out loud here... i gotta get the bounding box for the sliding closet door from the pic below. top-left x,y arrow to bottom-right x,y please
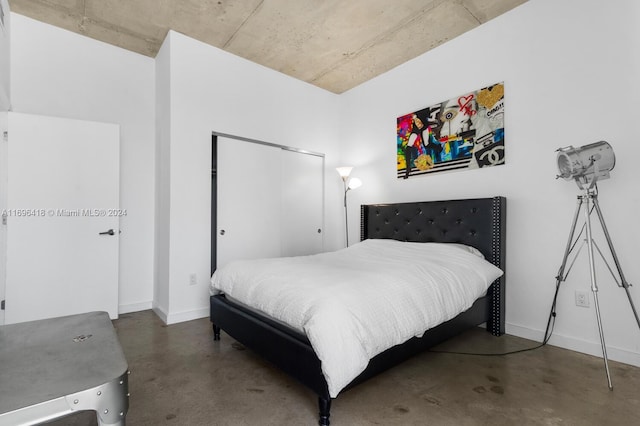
280,149 -> 323,256
216,137 -> 282,268
215,135 -> 324,270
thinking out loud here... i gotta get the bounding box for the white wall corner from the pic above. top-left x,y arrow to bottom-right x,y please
153,29 -> 172,321
151,302 -> 169,324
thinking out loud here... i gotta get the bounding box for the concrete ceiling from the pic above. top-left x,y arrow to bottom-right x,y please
8,0 -> 527,93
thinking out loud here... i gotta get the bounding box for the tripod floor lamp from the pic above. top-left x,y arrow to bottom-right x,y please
553,141 -> 640,390
336,167 -> 362,247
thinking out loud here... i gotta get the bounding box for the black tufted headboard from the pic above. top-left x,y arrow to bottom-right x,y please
361,197 -> 506,335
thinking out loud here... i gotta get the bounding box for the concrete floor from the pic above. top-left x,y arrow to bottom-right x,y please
47,310 -> 640,425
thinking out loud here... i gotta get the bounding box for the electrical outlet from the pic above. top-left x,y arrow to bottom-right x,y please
575,290 -> 590,308
189,273 -> 197,286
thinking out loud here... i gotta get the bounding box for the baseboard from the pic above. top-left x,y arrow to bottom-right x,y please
506,322 -> 640,367
119,300 -> 153,314
165,307 -> 209,325
150,303 -> 208,325
152,303 -> 169,323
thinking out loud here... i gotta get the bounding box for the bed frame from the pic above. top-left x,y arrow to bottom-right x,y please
210,196 -> 506,425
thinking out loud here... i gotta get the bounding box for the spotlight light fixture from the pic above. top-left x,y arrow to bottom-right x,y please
552,140 -> 639,391
556,141 -> 615,188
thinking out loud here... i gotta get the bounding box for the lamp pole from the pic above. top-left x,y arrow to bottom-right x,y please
336,166 -> 361,247
343,178 -> 350,246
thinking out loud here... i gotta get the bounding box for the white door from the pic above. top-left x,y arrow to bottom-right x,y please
216,137 -> 282,268
280,149 -> 324,256
4,112 -> 120,324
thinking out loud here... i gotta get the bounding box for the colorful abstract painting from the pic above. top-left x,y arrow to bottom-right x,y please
397,82 -> 505,179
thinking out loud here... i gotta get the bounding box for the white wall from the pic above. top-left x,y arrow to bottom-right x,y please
155,31 -> 343,324
10,14 -> 156,314
341,0 -> 640,366
0,0 -> 10,110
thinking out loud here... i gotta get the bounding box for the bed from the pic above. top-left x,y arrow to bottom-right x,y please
210,196 -> 506,425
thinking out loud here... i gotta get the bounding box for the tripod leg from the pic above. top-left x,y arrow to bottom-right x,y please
592,292 -> 613,390
584,192 -> 613,390
624,287 -> 640,331
592,197 -> 640,330
545,196 -> 584,342
556,196 -> 584,281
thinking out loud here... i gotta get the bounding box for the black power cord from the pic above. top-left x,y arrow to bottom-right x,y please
428,276 -> 562,357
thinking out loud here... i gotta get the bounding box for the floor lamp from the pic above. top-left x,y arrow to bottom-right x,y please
552,141 -> 640,390
336,167 -> 362,247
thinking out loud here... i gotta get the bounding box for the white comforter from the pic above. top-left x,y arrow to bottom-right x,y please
210,239 -> 503,397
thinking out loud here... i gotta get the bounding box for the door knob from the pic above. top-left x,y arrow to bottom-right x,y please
99,229 -> 115,236
220,230 -> 225,236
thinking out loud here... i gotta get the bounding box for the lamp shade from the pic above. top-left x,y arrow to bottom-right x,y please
336,166 -> 353,179
348,177 -> 362,190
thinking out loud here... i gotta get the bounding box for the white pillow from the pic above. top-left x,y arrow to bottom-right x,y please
447,243 -> 485,258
